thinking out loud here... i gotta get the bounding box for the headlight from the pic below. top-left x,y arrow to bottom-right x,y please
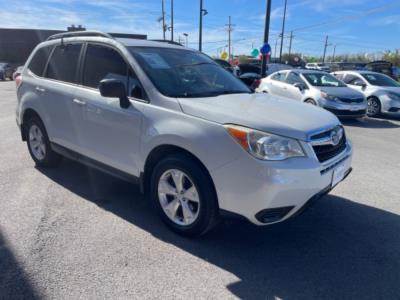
387,92 -> 400,101
321,91 -> 340,102
224,125 -> 305,161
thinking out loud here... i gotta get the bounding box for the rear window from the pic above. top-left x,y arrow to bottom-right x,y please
28,46 -> 53,77
45,43 -> 82,83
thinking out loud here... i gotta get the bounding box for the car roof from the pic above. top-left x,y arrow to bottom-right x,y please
333,70 -> 382,75
38,35 -> 192,52
290,69 -> 330,74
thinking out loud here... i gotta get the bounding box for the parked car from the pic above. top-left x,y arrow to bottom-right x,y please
365,61 -> 397,81
16,31 -> 352,236
305,63 -> 330,72
238,72 -> 261,89
0,62 -> 14,80
13,66 -> 24,80
332,70 -> 400,116
258,69 -> 367,118
238,62 -> 293,78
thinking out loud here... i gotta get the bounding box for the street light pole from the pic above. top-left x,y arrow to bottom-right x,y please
261,0 -> 272,77
183,33 -> 189,47
279,0 -> 287,63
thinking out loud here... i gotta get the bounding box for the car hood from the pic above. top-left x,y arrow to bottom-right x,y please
177,93 -> 340,141
376,87 -> 400,95
319,87 -> 364,98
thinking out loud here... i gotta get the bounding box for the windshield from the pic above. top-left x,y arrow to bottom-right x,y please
129,47 -> 251,98
303,73 -> 346,87
361,73 -> 400,87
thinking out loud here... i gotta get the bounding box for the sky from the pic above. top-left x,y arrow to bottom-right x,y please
1,0 -> 399,58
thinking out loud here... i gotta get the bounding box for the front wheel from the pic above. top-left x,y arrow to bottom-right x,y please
367,97 -> 381,117
150,154 -> 219,236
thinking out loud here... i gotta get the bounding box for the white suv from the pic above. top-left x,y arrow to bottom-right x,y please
16,31 -> 353,236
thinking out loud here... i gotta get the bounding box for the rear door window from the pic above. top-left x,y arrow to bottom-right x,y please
45,43 -> 82,83
28,46 -> 53,77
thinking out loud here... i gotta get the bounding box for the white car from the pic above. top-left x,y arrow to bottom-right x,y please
332,71 -> 400,117
16,31 -> 353,236
305,63 -> 330,72
257,69 -> 367,118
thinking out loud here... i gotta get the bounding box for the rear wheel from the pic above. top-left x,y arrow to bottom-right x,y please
150,154 -> 219,236
26,116 -> 62,167
367,97 -> 381,117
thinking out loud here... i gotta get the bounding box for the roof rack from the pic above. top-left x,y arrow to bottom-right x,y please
47,31 -> 114,41
150,39 -> 184,46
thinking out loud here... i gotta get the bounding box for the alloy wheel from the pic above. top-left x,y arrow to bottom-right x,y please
28,124 -> 46,160
158,169 -> 200,226
367,98 -> 379,116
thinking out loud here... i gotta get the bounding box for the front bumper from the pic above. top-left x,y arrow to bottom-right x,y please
379,95 -> 400,113
321,100 -> 367,117
211,140 -> 353,225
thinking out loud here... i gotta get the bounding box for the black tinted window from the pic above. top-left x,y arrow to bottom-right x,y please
46,44 -> 82,83
83,44 -> 128,89
28,46 -> 53,76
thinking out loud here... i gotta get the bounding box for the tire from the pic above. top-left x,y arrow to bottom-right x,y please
305,98 -> 317,105
26,116 -> 62,167
367,97 -> 381,117
150,154 -> 219,236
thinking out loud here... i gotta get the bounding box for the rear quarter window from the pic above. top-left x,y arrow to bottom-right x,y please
27,46 -> 53,77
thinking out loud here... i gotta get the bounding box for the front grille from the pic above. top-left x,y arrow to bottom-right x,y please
312,131 -> 347,163
338,97 -> 364,103
325,108 -> 366,116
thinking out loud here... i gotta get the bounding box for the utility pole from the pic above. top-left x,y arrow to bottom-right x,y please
274,35 -> 280,61
288,31 -> 293,57
322,35 -> 329,63
332,44 -> 337,62
162,0 -> 166,40
226,16 -> 234,62
199,0 -> 203,51
170,0 -> 174,41
261,0 -> 272,77
279,0 -> 288,63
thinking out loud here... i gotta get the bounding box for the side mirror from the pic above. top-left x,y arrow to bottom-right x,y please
99,79 -> 130,109
294,82 -> 306,91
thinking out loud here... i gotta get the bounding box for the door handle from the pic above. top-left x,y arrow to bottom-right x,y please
35,87 -> 46,93
73,98 -> 86,106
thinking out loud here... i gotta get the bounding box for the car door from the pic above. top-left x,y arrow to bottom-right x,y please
267,71 -> 288,97
343,74 -> 366,93
38,43 -> 83,150
73,43 -> 145,176
284,72 -> 306,102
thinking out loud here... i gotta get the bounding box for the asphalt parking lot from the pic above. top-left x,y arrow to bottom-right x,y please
1,80 -> 400,300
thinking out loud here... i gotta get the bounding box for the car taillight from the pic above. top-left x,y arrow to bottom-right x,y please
252,79 -> 261,89
15,75 -> 22,89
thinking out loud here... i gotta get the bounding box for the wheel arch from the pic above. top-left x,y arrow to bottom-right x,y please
21,108 -> 44,141
142,145 -> 217,203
